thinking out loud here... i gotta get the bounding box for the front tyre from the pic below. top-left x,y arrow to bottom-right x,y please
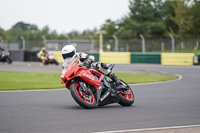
70,82 -> 96,109
118,80 -> 134,106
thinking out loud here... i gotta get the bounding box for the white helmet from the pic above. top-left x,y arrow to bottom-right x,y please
61,45 -> 76,59
41,47 -> 46,51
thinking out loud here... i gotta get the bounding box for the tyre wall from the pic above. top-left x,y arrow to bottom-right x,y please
51,52 -> 196,65
99,52 -> 131,64
51,51 -> 64,63
10,50 -> 197,65
131,53 -> 161,64
161,53 -> 194,65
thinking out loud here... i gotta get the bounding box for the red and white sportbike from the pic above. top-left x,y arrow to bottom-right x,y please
61,58 -> 134,109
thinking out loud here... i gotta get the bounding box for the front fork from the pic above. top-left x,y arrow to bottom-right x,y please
78,81 -> 93,102
79,82 -> 92,95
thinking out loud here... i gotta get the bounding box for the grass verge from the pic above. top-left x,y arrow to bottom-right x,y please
0,71 -> 178,91
115,73 -> 178,84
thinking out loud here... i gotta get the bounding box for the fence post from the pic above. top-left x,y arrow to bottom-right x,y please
65,34 -> 71,45
0,36 -> 3,44
126,44 -> 129,52
140,34 -> 146,53
42,35 -> 46,47
113,35 -> 118,52
181,42 -> 184,51
169,34 -> 175,52
161,42 -> 165,52
20,36 -> 25,50
89,35 -> 94,53
96,30 -> 106,53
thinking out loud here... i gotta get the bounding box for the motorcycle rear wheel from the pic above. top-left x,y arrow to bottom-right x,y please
70,82 -> 96,109
52,59 -> 59,65
6,57 -> 12,64
118,80 -> 134,106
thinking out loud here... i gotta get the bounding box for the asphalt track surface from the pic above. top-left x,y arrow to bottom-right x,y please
0,62 -> 200,133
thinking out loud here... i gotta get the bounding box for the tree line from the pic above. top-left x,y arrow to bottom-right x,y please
0,0 -> 200,42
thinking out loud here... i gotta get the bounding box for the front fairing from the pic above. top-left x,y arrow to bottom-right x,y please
61,58 -> 104,89
61,58 -> 79,85
76,69 -> 104,89
65,63 -> 79,80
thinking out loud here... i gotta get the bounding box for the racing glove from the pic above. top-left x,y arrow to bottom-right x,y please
78,52 -> 88,62
83,59 -> 93,68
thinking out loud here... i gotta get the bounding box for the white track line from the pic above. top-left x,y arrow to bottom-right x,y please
0,74 -> 182,93
92,124 -> 200,133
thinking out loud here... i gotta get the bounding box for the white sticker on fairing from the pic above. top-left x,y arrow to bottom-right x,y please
83,72 -> 95,81
100,91 -> 110,101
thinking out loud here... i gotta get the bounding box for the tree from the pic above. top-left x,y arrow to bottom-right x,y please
117,0 -> 166,39
191,0 -> 200,37
0,28 -> 8,40
6,22 -> 41,41
163,0 -> 178,37
100,19 -> 118,39
168,0 -> 194,38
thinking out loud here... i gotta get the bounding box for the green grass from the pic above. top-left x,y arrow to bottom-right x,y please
0,72 -> 65,91
115,73 -> 178,84
0,71 -> 178,91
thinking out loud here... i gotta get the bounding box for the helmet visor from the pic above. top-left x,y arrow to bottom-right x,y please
62,50 -> 75,59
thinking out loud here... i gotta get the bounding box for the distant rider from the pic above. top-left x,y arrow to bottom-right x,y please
61,44 -> 121,86
37,47 -> 48,65
0,46 -> 4,60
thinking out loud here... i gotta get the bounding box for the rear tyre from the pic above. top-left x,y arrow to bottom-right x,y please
118,80 -> 134,106
52,59 -> 59,65
70,82 -> 96,109
6,57 -> 12,64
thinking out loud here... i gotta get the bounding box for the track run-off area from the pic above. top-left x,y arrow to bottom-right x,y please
0,62 -> 200,133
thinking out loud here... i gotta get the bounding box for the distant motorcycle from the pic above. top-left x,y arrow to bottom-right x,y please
40,51 -> 59,65
61,58 -> 135,109
0,48 -> 12,64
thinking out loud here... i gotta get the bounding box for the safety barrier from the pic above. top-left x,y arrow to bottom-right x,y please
50,52 -> 100,63
9,50 -> 40,62
42,51 -> 197,66
161,53 -> 194,65
198,55 -> 200,65
9,50 -> 25,61
51,51 -> 64,63
24,51 -> 40,62
99,52 -> 131,64
88,53 -> 99,62
131,53 -> 161,64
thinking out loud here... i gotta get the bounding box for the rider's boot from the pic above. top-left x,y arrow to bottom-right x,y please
109,72 -> 121,86
93,62 -> 121,86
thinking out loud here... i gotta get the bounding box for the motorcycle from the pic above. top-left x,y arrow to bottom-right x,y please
0,48 -> 12,64
61,58 -> 134,109
40,51 -> 59,65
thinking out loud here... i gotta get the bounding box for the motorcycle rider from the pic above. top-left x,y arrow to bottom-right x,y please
37,47 -> 48,64
61,44 -> 121,86
0,46 -> 12,64
0,46 -> 4,60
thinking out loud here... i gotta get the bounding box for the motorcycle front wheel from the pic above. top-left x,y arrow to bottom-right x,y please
70,82 -> 96,109
118,80 -> 134,106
